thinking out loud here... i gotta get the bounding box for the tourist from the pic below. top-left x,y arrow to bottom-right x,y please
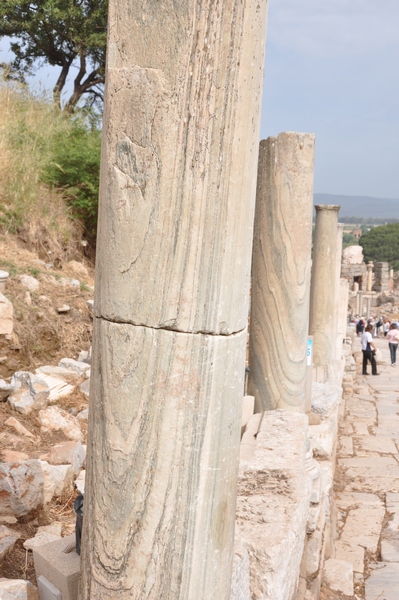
356,317 -> 365,336
383,318 -> 391,337
387,323 -> 399,366
361,325 -> 379,375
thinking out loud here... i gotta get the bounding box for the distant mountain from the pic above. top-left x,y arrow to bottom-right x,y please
314,194 -> 399,218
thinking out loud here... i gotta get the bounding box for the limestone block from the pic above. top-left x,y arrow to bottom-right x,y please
1,450 -> 29,462
306,530 -> 323,576
239,413 -> 263,465
8,372 -> 49,415
37,374 -> 74,403
0,578 -> 39,599
230,537 -> 250,600
33,535 -> 80,600
79,378 -> 90,398
77,408 -> 88,422
74,470 -> 85,495
355,436 -> 397,455
338,436 -> 353,457
380,529 -> 399,562
0,525 -> 21,560
365,562 -> 399,600
335,541 -> 365,573
308,410 -> 339,460
58,358 -> 90,377
339,506 -> 385,553
311,381 -> 342,419
35,365 -> 82,383
48,441 -> 85,474
24,529 -> 62,551
241,395 -> 254,436
322,559 -> 353,596
19,274 -> 39,291
0,292 -> 13,336
0,461 -> 44,517
4,417 -> 35,439
248,133 -> 314,412
40,462 -> 74,503
235,411 -> 312,600
38,406 -> 82,442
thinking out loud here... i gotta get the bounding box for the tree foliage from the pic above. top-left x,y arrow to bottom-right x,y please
0,0 -> 107,110
360,223 -> 399,272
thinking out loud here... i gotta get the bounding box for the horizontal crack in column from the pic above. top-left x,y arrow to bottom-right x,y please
94,314 -> 246,338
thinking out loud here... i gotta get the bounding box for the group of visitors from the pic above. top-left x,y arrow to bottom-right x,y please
355,314 -> 399,374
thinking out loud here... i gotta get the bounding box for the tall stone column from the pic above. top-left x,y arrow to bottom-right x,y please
79,2 -> 268,599
336,279 -> 349,360
367,261 -> 374,292
248,133 -> 315,413
366,296 -> 372,319
309,205 -> 340,368
359,291 -> 363,316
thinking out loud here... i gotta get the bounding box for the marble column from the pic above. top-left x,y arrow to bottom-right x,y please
79,2 -> 269,599
366,261 -> 374,292
358,291 -> 364,316
336,279 -> 349,360
248,132 -> 314,413
309,205 -> 340,368
366,296 -> 372,319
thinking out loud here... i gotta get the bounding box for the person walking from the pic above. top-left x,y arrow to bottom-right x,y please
361,325 -> 379,375
387,323 -> 399,366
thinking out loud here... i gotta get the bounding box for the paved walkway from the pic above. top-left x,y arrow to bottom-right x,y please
335,335 -> 399,599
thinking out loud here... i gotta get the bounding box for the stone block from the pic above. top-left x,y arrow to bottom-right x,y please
19,274 -> 39,291
79,378 -> 90,398
0,292 -> 13,335
340,506 -> 385,553
48,442 -> 85,474
322,558 -> 353,597
308,410 -> 338,460
38,375 -> 75,403
0,460 -> 44,517
5,416 -> 35,439
230,537 -> 250,600
8,372 -> 49,415
58,358 -> 90,377
306,530 -> 323,576
335,540 -> 364,573
0,578 -> 38,599
40,462 -> 74,503
33,535 -> 80,600
241,395 -> 254,436
0,525 -> 20,560
38,407 -> 82,442
35,366 -> 82,383
365,562 -> 399,600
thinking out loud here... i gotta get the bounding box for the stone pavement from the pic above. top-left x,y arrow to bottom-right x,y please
334,334 -> 399,599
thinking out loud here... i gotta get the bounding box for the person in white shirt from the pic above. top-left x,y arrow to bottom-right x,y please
387,323 -> 399,366
361,325 -> 379,375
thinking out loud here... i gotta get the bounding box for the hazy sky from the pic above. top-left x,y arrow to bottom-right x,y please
261,0 -> 399,198
1,0 -> 398,199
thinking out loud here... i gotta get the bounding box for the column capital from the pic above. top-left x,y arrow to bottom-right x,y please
314,204 -> 340,212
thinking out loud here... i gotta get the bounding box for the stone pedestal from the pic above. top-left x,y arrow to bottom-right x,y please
309,205 -> 340,369
79,2 -> 269,599
373,262 -> 389,292
248,133 -> 314,412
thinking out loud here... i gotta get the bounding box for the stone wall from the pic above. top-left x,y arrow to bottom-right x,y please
231,327 -> 356,599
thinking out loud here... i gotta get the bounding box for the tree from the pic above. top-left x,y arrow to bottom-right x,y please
360,223 -> 399,272
0,0 -> 107,110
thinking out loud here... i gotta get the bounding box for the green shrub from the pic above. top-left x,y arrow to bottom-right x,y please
360,223 -> 399,272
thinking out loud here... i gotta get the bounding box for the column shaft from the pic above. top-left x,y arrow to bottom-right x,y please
309,205 -> 340,368
79,1 -> 268,598
248,133 -> 314,412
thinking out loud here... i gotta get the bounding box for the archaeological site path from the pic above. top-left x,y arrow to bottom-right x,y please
335,334 -> 399,599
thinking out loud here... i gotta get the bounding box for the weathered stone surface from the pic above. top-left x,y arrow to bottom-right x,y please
0,461 -> 44,517
8,372 -> 49,415
4,417 -> 35,439
79,378 -> 90,398
306,530 -> 323,576
19,274 -> 39,291
355,436 -> 397,454
1,450 -> 29,463
0,292 -> 13,336
75,469 -> 85,495
38,406 -> 82,441
342,245 -> 363,265
311,381 -> 342,418
23,522 -> 63,550
241,396 -> 254,436
37,374 -> 74,403
381,529 -> 399,562
309,205 -> 340,367
322,558 -> 354,596
77,408 -> 88,422
365,562 -> 399,600
230,537 -> 250,600
235,411 -> 311,600
0,525 -> 20,560
35,365 -> 82,383
338,436 -> 354,457
83,321 -> 248,599
248,133 -> 314,412
335,540 -> 365,573
48,441 -> 85,474
339,506 -> 385,553
0,578 -> 39,599
40,461 -> 74,503
58,358 -> 90,377
308,409 -> 339,460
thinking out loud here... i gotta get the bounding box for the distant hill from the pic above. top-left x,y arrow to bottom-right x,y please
314,194 -> 399,218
